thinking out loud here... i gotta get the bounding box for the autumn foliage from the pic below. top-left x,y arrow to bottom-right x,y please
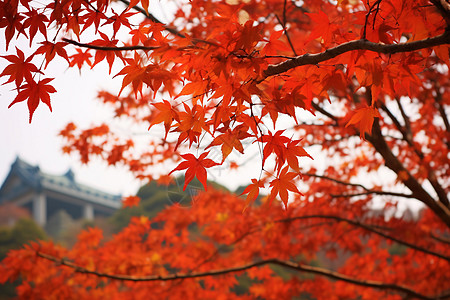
1,0 -> 450,298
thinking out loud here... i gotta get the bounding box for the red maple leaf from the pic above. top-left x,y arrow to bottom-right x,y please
22,8 -> 48,46
69,48 -> 93,69
169,152 -> 218,190
34,41 -> 69,68
267,167 -> 302,208
8,78 -> 56,122
90,31 -> 123,73
260,130 -> 290,169
0,48 -> 42,87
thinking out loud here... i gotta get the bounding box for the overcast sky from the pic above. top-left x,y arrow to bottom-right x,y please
0,1 -> 180,197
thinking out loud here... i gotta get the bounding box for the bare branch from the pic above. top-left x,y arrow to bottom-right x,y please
330,191 -> 416,199
367,121 -> 450,227
311,101 -> 340,124
395,98 -> 413,139
378,101 -> 423,158
275,0 -> 297,56
379,102 -> 449,207
62,38 -> 159,51
303,172 -> 369,189
275,215 -> 450,262
431,232 -> 450,244
305,172 -> 416,199
36,252 -> 447,299
261,31 -> 450,80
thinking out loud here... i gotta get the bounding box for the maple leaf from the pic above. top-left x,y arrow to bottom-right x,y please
122,196 -> 141,207
8,78 -> 56,123
207,127 -> 251,162
22,9 -> 48,46
102,9 -> 136,38
267,167 -> 302,208
169,152 -> 218,190
261,30 -> 289,56
34,41 -> 69,68
149,100 -> 179,137
81,11 -> 103,34
90,32 -> 123,73
260,130 -> 290,170
0,5 -> 26,51
129,23 -> 151,46
285,139 -> 313,172
76,227 -> 103,248
240,178 -> 265,207
174,103 -> 209,148
306,10 -> 337,44
69,49 -> 93,69
345,106 -> 382,139
0,48 -> 42,87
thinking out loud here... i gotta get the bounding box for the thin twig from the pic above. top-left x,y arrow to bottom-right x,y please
117,0 -> 185,38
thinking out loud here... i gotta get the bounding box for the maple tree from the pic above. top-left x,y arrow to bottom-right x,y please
1,0 -> 450,298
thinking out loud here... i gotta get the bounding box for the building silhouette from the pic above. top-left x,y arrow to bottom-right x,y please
0,157 -> 121,226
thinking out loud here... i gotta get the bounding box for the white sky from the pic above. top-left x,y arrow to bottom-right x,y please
0,52 -> 143,196
0,1 -> 180,197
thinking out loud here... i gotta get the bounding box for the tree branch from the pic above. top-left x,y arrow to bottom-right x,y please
303,173 -> 414,200
261,31 -> 450,80
431,232 -> 450,245
330,191 -> 416,199
275,215 -> 450,262
275,0 -> 297,56
36,252 -> 447,299
379,102 -> 449,207
311,101 -> 340,124
62,38 -> 159,51
367,121 -> 450,227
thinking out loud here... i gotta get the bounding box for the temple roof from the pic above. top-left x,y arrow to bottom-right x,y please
0,157 -> 121,208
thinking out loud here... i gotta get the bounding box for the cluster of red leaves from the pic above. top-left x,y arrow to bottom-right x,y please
1,0 -> 450,298
1,190 -> 449,299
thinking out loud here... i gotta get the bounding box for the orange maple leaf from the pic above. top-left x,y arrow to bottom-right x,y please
207,127 -> 251,162
169,152 -> 218,190
267,167 -> 302,208
285,139 -> 313,172
345,106 -> 382,139
149,100 -> 179,137
240,178 -> 265,207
